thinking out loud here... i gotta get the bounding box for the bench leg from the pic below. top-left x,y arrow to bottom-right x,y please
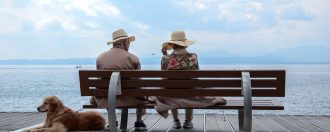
120,108 -> 128,131
106,108 -> 117,132
238,110 -> 244,131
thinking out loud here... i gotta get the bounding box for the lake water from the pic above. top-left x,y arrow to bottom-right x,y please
0,64 -> 329,115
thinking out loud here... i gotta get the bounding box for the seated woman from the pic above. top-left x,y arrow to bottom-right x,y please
155,31 -> 226,129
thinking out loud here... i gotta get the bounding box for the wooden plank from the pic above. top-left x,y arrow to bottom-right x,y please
83,88 -> 242,97
250,70 -> 285,78
90,79 -> 242,88
0,112 -> 8,116
251,116 -> 270,132
225,114 -> 271,132
167,114 -> 204,132
0,112 -> 19,119
82,88 -> 283,97
225,114 -> 239,131
143,114 -> 162,132
190,114 -> 204,132
254,115 -> 288,132
319,115 -> 330,125
308,115 -> 330,126
80,70 -> 243,78
128,113 -> 151,131
121,113 -> 136,131
265,115 -> 306,131
282,115 -> 325,132
214,114 -> 233,132
321,115 -> 330,120
122,89 -> 282,97
6,113 -> 44,131
140,113 -> 162,132
149,114 -> 173,131
205,114 -> 220,131
0,112 -> 29,123
295,115 -> 330,131
0,113 -> 38,127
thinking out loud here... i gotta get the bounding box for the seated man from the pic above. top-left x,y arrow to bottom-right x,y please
90,29 -> 147,131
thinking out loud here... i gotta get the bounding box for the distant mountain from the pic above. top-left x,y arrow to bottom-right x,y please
264,45 -> 330,63
0,58 -> 96,65
1,46 -> 329,65
0,56 -> 327,65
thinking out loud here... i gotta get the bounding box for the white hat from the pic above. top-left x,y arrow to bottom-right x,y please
162,30 -> 195,50
107,29 -> 135,45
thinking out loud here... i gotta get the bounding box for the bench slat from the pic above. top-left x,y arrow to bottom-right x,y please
87,79 -> 280,88
81,88 -> 281,97
80,70 -> 243,78
89,80 -> 242,88
83,99 -> 284,110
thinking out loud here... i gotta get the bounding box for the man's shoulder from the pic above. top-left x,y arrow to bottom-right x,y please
127,52 -> 139,60
97,50 -> 110,59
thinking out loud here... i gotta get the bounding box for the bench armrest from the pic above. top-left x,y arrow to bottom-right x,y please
107,72 -> 121,132
240,71 -> 252,131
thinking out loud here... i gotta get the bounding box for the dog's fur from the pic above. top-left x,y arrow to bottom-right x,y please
24,96 -> 105,132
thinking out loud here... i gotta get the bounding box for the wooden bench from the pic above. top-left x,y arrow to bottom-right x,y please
79,70 -> 285,132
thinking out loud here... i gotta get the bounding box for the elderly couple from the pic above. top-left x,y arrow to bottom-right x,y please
91,29 -> 226,131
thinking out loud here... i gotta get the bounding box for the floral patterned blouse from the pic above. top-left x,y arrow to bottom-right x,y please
161,49 -> 199,70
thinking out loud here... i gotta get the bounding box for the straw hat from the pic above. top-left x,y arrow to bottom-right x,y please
162,30 -> 195,50
107,29 -> 135,45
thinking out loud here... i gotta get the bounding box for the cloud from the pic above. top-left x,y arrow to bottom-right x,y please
85,22 -> 99,29
0,0 -> 329,60
176,0 -> 211,11
173,0 -> 318,31
0,0 -> 121,33
0,10 -> 22,34
277,3 -> 315,21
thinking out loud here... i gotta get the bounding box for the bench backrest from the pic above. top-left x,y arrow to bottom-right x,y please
79,70 -> 285,97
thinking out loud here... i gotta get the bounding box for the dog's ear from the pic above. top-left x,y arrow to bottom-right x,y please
46,96 -> 58,104
48,96 -> 59,104
48,96 -> 60,111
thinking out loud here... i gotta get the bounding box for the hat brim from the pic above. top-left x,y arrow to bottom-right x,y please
162,40 -> 195,50
107,36 -> 135,45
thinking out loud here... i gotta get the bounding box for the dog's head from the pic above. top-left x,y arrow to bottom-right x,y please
37,96 -> 63,112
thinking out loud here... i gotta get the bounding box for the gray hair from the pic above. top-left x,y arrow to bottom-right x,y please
113,39 -> 126,49
170,44 -> 186,49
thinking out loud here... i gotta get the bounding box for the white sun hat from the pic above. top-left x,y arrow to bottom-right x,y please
107,29 -> 135,45
162,30 -> 195,50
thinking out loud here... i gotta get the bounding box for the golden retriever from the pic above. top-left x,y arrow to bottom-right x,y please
24,96 -> 106,132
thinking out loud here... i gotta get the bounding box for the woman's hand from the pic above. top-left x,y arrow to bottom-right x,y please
161,47 -> 167,55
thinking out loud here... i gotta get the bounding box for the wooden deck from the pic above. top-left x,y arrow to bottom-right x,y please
1,112 -> 330,132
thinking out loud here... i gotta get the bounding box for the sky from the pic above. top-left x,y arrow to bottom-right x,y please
0,0 -> 330,62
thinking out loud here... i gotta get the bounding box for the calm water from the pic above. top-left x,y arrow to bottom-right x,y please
0,64 -> 329,115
